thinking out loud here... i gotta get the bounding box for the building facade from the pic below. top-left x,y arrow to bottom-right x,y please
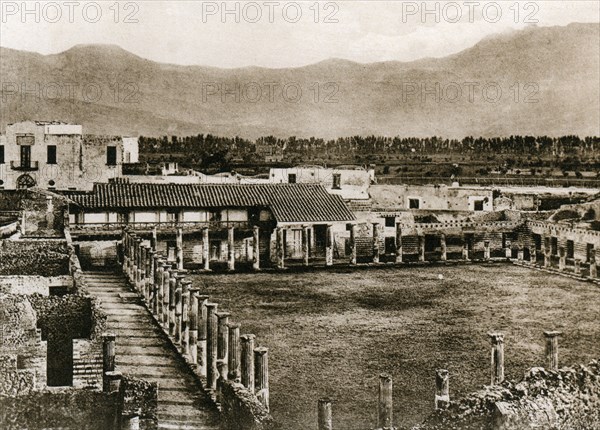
0,121 -> 137,191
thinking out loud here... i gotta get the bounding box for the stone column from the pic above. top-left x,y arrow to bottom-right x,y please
206,303 -> 219,390
161,266 -> 170,329
176,228 -> 184,270
240,334 -> 256,392
326,224 -> 334,266
435,369 -> 450,410
318,398 -> 333,430
517,246 -> 524,261
156,260 -> 165,321
559,247 -> 566,271
544,331 -> 562,370
544,237 -> 551,268
216,312 -> 230,379
150,252 -> 158,315
395,223 -> 402,263
505,239 -> 512,259
202,227 -> 210,271
189,289 -> 199,364
462,235 -> 469,260
168,269 -> 178,337
489,332 -> 505,385
254,347 -> 269,411
418,234 -> 425,262
227,227 -> 235,271
484,240 -> 491,260
197,295 -> 210,377
151,226 -> 158,250
530,247 -> 537,265
102,333 -> 116,392
227,323 -> 241,382
181,280 -> 192,356
174,280 -> 183,345
440,234 -> 447,262
139,244 -> 147,295
378,373 -> 393,430
350,224 -> 358,265
276,227 -> 285,269
574,258 -> 581,275
302,225 -> 310,266
590,253 -> 597,278
372,223 -> 380,263
253,225 -> 261,270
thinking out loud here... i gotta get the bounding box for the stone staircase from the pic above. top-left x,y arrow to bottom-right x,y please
83,271 -> 220,430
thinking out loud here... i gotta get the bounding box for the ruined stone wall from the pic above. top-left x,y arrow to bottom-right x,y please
220,380 -> 274,430
0,275 -> 72,296
416,360 -> 600,430
119,376 -> 158,430
0,390 -> 118,430
0,239 -> 70,276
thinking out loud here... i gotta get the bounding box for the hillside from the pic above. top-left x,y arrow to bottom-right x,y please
1,23 -> 598,138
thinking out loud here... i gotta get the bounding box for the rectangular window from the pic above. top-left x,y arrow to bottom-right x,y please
385,216 -> 396,227
0,145 -> 4,164
106,146 -> 117,166
20,145 -> 31,168
47,145 -> 57,164
409,198 -> 420,209
288,173 -> 296,183
332,173 -> 341,189
474,200 -> 484,211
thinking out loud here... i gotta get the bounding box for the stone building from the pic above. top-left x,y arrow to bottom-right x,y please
67,181 -> 356,269
0,121 -> 138,191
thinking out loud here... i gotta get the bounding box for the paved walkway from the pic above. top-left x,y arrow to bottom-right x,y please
83,271 -> 220,430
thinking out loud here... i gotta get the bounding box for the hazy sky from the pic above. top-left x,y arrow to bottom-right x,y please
1,0 -> 599,68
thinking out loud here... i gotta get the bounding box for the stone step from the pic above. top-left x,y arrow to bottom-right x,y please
158,423 -> 219,430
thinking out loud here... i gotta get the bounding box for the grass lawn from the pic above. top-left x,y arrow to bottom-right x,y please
189,264 -> 600,430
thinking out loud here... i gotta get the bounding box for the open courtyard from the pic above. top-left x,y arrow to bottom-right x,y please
190,264 -> 600,430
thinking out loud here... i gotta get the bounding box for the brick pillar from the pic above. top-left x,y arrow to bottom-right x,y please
590,253 -> 597,278
216,312 -> 230,379
254,347 -> 269,411
530,247 -> 537,264
418,234 -> 425,262
253,225 -> 260,270
489,332 -> 505,385
395,223 -> 402,263
372,223 -> 380,263
197,295 -> 210,377
544,331 -> 562,370
181,280 -> 191,356
559,247 -> 566,271
276,227 -> 285,269
378,373 -> 393,429
484,240 -> 491,260
505,240 -> 512,259
326,224 -> 334,266
435,369 -> 450,410
227,323 -> 241,381
544,237 -> 551,268
189,288 -> 199,364
440,234 -> 447,262
517,246 -> 524,261
240,334 -> 256,392
318,398 -> 333,430
206,303 -> 219,390
176,228 -> 184,270
227,227 -> 235,271
574,258 -> 581,275
102,333 -> 116,392
302,225 -> 310,266
350,224 -> 358,265
202,227 -> 210,271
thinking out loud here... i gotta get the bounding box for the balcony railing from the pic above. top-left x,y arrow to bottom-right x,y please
10,160 -> 39,171
70,220 -> 273,232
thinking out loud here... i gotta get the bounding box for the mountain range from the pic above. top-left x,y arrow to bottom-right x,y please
1,22 -> 598,139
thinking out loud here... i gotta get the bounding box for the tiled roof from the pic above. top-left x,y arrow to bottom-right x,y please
69,183 -> 355,223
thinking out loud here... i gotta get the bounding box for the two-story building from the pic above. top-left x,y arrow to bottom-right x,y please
0,121 -> 138,191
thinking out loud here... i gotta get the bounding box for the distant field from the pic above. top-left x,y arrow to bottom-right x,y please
190,264 -> 600,430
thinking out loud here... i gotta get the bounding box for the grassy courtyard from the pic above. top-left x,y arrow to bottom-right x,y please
189,264 -> 600,430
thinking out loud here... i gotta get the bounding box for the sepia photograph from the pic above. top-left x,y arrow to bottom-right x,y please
0,1 -> 599,429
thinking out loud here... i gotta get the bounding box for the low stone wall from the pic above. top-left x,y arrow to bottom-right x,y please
119,376 -> 158,430
0,275 -> 73,295
0,389 -> 118,430
0,239 -> 70,276
416,360 -> 600,430
220,379 -> 274,430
